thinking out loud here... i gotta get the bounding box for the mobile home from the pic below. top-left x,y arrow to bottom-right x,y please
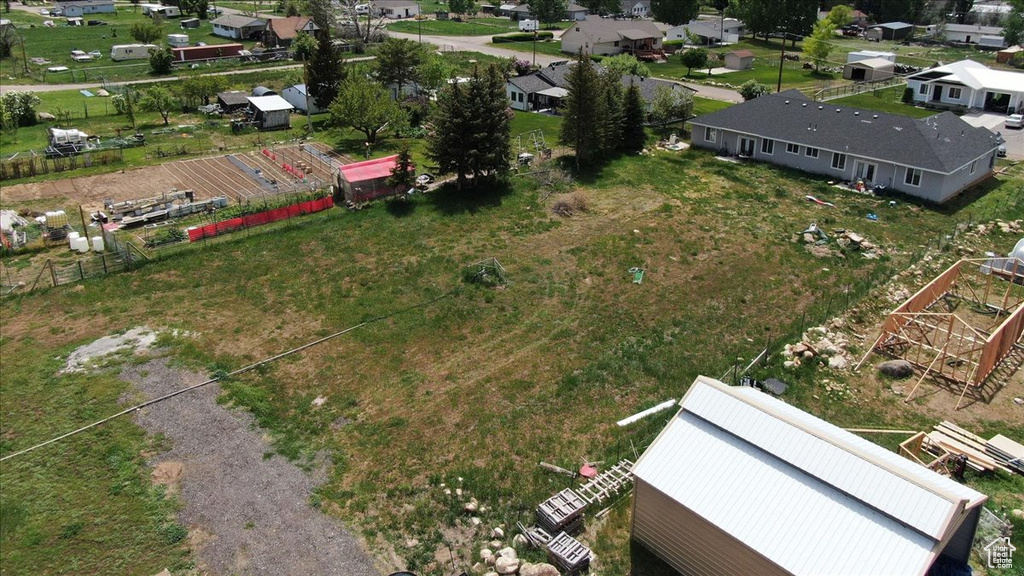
167,33 -> 189,47
110,43 -> 158,61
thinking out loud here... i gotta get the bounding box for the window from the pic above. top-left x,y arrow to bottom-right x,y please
970,160 -> 976,174
614,40 -> 619,47
904,167 -> 922,187
949,87 -> 962,100
831,152 -> 846,170
805,147 -> 819,159
918,84 -> 928,95
705,127 -> 717,143
760,139 -> 774,155
786,142 -> 800,154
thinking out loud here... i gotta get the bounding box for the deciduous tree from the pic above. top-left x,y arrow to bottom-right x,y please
140,86 -> 177,125
803,19 -> 836,70
679,47 -> 708,76
149,46 -> 173,74
602,53 -> 650,77
0,91 -> 39,133
130,21 -> 163,43
825,4 -> 853,27
529,0 -> 565,25
738,79 -> 771,100
651,0 -> 699,25
329,76 -> 407,144
1004,0 -> 1024,45
650,85 -> 693,126
449,0 -> 475,16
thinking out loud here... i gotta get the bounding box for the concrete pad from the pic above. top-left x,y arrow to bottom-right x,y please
961,111 -> 1024,160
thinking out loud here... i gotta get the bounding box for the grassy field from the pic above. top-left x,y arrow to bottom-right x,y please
830,86 -> 936,118
388,18 -> 517,36
2,111 -> 1023,576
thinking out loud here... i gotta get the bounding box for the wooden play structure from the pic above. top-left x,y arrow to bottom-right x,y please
856,257 -> 1024,409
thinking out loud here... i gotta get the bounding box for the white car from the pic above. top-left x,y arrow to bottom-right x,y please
1006,114 -> 1024,129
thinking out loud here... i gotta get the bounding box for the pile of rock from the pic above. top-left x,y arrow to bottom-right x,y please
974,219 -> 1023,236
781,323 -> 853,371
835,230 -> 880,258
478,546 -> 559,576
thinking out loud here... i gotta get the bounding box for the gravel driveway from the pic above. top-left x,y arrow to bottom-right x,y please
122,359 -> 379,576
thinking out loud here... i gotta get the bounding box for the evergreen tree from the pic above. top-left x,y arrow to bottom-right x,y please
428,82 -> 472,189
620,82 -> 646,154
307,30 -> 346,111
376,38 -> 427,98
386,146 -> 416,192
559,51 -> 604,168
598,69 -> 622,158
651,0 -> 700,25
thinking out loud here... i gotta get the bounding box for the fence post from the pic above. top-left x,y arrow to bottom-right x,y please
101,253 -> 108,274
49,260 -> 57,287
78,260 -> 85,282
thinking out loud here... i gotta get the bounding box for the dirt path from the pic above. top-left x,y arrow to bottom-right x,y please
122,358 -> 379,576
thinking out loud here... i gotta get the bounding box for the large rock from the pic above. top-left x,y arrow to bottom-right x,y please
828,355 -> 848,370
497,546 -> 517,559
877,359 -> 914,379
495,556 -> 520,575
520,562 -> 560,576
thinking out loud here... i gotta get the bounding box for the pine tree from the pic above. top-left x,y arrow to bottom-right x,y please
428,82 -> 472,189
386,146 -> 416,193
307,30 -> 346,111
559,51 -> 603,168
620,82 -> 646,154
598,69 -> 622,158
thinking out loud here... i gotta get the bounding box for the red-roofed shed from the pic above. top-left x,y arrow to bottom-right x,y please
337,155 -> 410,203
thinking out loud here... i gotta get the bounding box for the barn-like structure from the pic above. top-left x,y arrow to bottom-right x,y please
631,376 -> 988,576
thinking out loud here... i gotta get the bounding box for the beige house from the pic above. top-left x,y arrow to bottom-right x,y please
559,19 -> 662,57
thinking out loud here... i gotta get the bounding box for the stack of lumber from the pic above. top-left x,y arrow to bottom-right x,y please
927,422 -> 1016,474
986,434 -> 1024,475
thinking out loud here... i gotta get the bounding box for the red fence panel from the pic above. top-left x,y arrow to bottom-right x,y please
188,197 -> 334,242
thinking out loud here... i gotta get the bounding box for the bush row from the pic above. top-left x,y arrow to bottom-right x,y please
492,31 -> 554,43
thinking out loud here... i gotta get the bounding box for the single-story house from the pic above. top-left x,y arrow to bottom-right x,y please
281,84 -> 325,114
217,90 -> 250,112
940,23 -> 1004,45
506,61 -> 694,113
264,16 -> 318,47
55,0 -> 115,16
723,49 -> 754,70
865,21 -> 913,41
906,59 -> 1024,113
996,44 -> 1023,63
566,2 -> 588,20
139,3 -> 180,17
496,3 -> 517,17
620,0 -> 649,17
509,3 -> 532,20
666,18 -> 745,45
560,19 -> 662,56
211,14 -> 266,40
336,155 -> 410,203
373,0 -> 419,19
843,57 -> 894,81
689,90 -> 1000,203
846,49 -> 895,63
817,8 -> 869,26
246,95 -> 293,130
631,376 -> 988,576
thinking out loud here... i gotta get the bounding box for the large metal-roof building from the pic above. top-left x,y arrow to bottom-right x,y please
631,376 -> 988,576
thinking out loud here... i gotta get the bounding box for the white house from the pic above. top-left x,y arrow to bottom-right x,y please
906,59 -> 1024,113
55,0 -> 114,16
940,23 -> 1005,45
619,0 -> 649,17
281,84 -> 326,114
210,14 -> 266,40
666,18 -> 745,45
631,376 -> 988,576
373,0 -> 420,18
560,19 -> 662,56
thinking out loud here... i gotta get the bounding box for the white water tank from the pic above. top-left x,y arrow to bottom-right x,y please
1011,238 -> 1024,260
91,235 -> 104,252
68,231 -> 80,249
73,236 -> 89,253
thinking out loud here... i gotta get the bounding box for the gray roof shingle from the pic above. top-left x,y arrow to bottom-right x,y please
690,90 -> 999,173
509,62 -> 694,104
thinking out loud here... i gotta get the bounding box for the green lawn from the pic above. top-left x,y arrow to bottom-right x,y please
487,38 -> 566,57
387,18 -> 515,36
830,86 -> 936,118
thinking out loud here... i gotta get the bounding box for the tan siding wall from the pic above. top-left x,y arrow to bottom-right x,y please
632,480 -> 793,576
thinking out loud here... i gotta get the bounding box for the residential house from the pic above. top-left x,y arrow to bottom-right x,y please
496,3 -> 517,17
940,23 -> 1004,46
139,3 -> 180,17
246,95 -> 294,130
281,84 -> 326,114
566,2 -> 588,20
817,8 -> 869,26
336,155 -> 410,203
211,14 -> 266,40
560,19 -> 662,56
509,4 -> 532,21
264,16 -> 318,48
843,57 -> 894,81
689,90 -> 1000,203
506,61 -> 694,112
620,0 -> 649,17
373,0 -> 420,19
631,376 -> 988,576
865,21 -> 913,41
906,59 -> 1024,113
723,49 -> 754,70
54,0 -> 115,16
666,18 -> 745,45
217,90 -> 251,112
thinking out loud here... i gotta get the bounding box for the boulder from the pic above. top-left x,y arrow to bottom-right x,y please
877,359 -> 914,379
803,233 -> 816,243
37,112 -> 56,121
520,562 -> 560,576
471,517 -> 481,526
480,549 -> 494,563
1010,509 -> 1023,520
512,534 -> 529,548
491,527 -> 504,539
484,572 -> 499,576
489,539 -> 502,549
497,547 -> 517,560
464,500 -> 478,513
495,556 -> 520,575
828,355 -> 848,370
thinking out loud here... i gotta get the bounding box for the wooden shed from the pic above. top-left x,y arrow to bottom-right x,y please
630,376 -> 988,576
723,50 -> 754,70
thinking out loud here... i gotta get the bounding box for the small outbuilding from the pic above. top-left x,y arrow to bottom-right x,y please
631,376 -> 988,576
997,44 -> 1023,63
252,85 -> 278,97
723,49 -> 754,70
281,84 -> 325,114
846,49 -> 896,63
866,21 -> 913,41
246,95 -> 293,130
336,155 -> 410,203
843,57 -> 895,81
180,17 -> 200,29
217,90 -> 250,112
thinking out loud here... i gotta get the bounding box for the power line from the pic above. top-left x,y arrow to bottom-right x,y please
0,290 -> 454,463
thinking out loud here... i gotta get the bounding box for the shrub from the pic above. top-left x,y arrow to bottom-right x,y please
738,79 -> 771,101
0,91 -> 40,132
491,31 -> 554,43
901,86 -> 914,103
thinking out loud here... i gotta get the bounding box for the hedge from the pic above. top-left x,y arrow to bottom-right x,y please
492,31 -> 555,42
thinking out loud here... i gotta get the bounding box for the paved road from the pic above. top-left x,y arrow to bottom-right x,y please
960,111 -> 1024,161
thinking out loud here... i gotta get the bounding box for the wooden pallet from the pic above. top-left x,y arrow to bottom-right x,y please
576,459 -> 634,505
548,531 -> 591,574
536,488 -> 587,534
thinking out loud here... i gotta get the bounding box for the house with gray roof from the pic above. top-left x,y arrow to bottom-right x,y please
620,0 -> 649,17
560,19 -> 662,56
689,90 -> 1000,204
211,14 -> 266,39
506,61 -> 694,113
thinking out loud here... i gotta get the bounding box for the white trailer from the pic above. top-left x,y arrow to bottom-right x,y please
110,43 -> 158,61
167,33 -> 189,47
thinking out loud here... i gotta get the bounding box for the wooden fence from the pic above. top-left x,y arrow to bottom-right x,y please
813,76 -> 906,102
2,244 -> 146,297
0,149 -> 125,181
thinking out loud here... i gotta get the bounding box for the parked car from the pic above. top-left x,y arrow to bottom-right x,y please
69,50 -> 93,62
416,174 -> 434,187
88,50 -> 102,59
1006,114 -> 1024,129
997,142 -> 1007,157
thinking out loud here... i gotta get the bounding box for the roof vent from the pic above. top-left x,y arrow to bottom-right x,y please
835,108 -> 841,113
873,114 -> 878,119
802,103 -> 807,107
818,105 -> 824,110
854,111 -> 860,116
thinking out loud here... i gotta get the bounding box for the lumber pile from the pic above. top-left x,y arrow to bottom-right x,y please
926,421 -> 1020,475
987,434 -> 1024,475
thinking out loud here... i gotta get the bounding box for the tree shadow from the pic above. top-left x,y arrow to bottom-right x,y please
385,197 -> 416,218
427,178 -> 514,215
554,155 -> 608,186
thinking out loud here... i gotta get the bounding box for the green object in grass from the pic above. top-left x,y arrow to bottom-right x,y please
629,267 -> 644,284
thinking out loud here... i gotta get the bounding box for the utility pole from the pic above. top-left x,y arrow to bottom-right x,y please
417,2 -> 421,43
776,30 -> 785,93
532,29 -> 537,66
302,52 -> 312,133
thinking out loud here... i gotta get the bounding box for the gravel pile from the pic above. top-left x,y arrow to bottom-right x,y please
122,358 -> 378,576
